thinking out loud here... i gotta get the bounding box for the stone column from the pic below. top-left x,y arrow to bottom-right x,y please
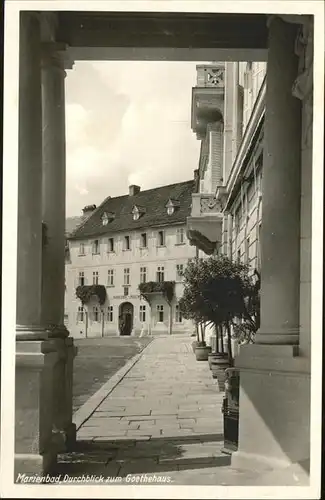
16,12 -> 43,336
41,42 -> 72,332
41,42 -> 77,450
15,12 -> 59,476
254,16 -> 302,345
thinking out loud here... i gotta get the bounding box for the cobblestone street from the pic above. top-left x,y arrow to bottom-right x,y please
55,335 -> 259,485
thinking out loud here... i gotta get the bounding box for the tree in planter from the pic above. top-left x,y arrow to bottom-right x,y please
232,269 -> 261,345
179,256 -> 259,366
178,284 -> 209,347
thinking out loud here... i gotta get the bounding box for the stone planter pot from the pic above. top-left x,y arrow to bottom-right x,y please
210,353 -> 230,391
195,344 -> 211,361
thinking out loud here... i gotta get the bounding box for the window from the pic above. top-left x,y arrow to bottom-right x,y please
124,235 -> 130,250
175,304 -> 183,323
156,266 -> 165,282
237,249 -> 241,263
157,305 -> 164,322
123,286 -> 129,297
79,242 -> 85,255
107,306 -> 113,322
102,212 -> 109,226
257,223 -> 262,269
167,206 -> 174,215
93,306 -> 99,322
108,238 -> 114,252
140,267 -> 147,284
107,269 -> 114,286
93,271 -> 99,285
157,230 -> 165,246
92,239 -> 100,255
139,305 -> 146,323
140,233 -> 147,248
176,264 -> 184,281
78,271 -> 85,286
244,62 -> 253,90
133,207 -> 140,221
77,306 -> 84,322
124,268 -> 130,285
234,209 -> 240,232
245,237 -> 250,265
176,227 -> 185,245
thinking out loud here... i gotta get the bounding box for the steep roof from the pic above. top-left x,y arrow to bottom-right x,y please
69,179 -> 195,240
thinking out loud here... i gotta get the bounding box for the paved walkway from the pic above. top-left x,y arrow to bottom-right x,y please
55,336 -> 263,485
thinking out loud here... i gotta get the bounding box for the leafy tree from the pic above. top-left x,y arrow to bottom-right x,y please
179,255 -> 260,364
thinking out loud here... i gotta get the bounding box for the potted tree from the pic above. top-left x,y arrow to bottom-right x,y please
191,322 -> 200,353
178,287 -> 211,361
179,256 -> 260,388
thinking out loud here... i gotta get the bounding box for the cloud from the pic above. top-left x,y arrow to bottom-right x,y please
65,61 -> 200,216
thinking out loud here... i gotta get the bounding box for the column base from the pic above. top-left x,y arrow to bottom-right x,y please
255,332 -> 299,345
14,451 -> 57,479
16,323 -> 69,340
15,336 -> 76,471
233,343 -> 311,474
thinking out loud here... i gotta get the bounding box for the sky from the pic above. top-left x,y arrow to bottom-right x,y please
65,61 -> 201,217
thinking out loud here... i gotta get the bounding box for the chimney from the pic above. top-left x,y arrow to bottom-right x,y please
82,204 -> 96,218
129,185 -> 141,196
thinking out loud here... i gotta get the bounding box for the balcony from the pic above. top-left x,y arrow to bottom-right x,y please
186,193 -> 223,255
138,281 -> 175,305
191,64 -> 225,140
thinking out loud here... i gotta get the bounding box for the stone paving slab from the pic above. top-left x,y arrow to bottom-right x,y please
76,335 -> 224,437
57,335 -> 270,485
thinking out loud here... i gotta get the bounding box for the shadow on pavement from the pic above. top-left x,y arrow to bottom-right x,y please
54,433 -> 230,477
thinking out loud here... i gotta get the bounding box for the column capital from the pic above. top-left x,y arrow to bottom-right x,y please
41,42 -> 74,73
292,23 -> 313,101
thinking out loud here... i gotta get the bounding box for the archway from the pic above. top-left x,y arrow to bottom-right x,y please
119,302 -> 134,336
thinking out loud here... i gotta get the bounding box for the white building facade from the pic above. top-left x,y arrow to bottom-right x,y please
65,181 -> 197,339
188,61 -> 266,271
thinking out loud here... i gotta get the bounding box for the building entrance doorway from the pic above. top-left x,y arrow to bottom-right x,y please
119,302 -> 134,336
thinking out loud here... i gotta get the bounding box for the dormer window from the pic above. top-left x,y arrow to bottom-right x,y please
132,205 -> 146,221
102,213 -> 109,226
133,207 -> 140,221
101,212 -> 115,226
165,199 -> 180,216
